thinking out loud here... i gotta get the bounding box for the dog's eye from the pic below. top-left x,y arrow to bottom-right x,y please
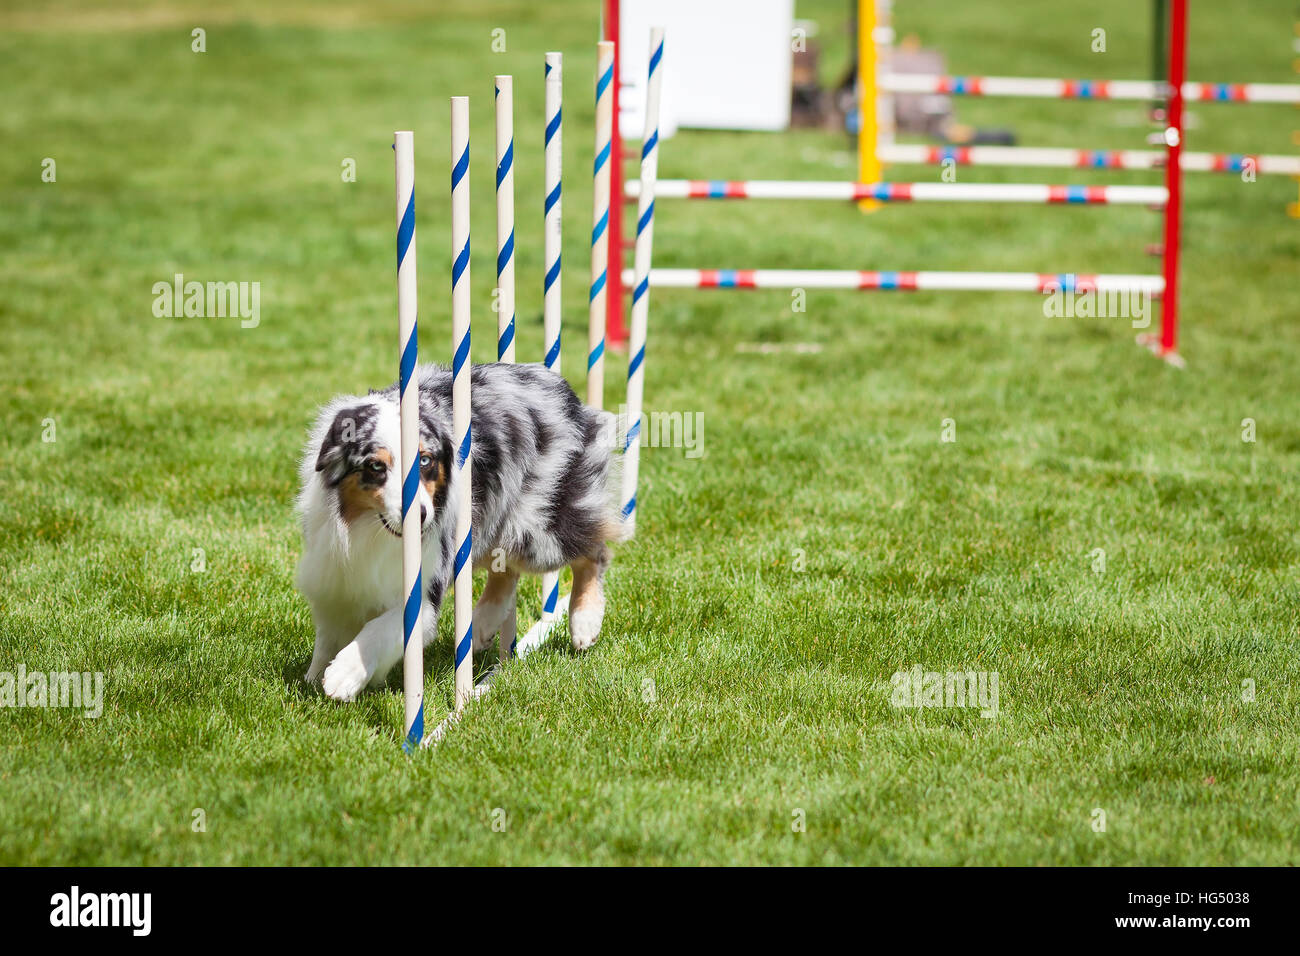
419,453 -> 432,469
366,459 -> 386,475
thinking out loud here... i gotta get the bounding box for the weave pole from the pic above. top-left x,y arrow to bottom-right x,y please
588,40 -> 615,410
494,75 -> 517,664
539,51 -> 563,638
621,27 -> 663,530
450,97 -> 474,711
394,131 -> 424,752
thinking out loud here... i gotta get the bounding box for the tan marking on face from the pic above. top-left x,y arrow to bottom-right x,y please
338,449 -> 393,526
420,443 -> 447,509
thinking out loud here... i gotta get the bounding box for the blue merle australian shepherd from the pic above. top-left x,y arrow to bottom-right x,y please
297,363 -> 627,702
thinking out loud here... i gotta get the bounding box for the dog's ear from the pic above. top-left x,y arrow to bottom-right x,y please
315,405 -> 368,473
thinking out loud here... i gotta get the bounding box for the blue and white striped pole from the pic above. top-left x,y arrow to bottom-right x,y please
394,130 -> 424,750
587,40 -> 615,411
543,53 -> 563,374
450,97 -> 474,711
621,29 -> 664,531
495,76 -> 516,368
494,75 -> 517,665
539,52 -> 564,638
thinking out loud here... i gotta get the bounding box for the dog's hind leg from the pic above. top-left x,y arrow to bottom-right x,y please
568,546 -> 611,651
472,568 -> 519,654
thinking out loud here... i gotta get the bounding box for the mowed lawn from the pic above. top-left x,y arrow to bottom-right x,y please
1,0 -> 1298,865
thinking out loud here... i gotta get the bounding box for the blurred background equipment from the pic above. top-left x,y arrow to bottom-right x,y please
612,0 -> 1300,368
616,0 -> 792,135
831,2 -> 1016,147
1290,5 -> 1300,217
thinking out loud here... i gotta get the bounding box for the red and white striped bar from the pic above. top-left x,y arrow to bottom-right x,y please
627,268 -> 1164,295
638,179 -> 1167,205
880,143 -> 1300,177
881,73 -> 1300,104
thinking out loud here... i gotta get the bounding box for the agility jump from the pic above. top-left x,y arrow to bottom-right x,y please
628,0 -> 1269,366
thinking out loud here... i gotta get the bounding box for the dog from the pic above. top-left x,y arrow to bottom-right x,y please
296,362 -> 627,702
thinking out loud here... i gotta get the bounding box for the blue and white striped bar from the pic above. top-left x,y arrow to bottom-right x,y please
537,51 -> 564,645
620,27 -> 664,532
494,75 -> 517,666
449,97 -> 474,712
393,131 -> 424,752
586,40 -> 614,411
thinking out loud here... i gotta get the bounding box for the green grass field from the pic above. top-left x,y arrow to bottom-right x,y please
2,0 -> 1298,865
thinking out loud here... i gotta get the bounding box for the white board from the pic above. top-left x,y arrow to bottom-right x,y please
618,0 -> 794,139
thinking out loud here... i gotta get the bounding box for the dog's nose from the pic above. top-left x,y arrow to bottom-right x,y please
420,504 -> 428,525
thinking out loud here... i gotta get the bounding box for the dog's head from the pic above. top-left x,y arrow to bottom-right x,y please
311,397 -> 452,540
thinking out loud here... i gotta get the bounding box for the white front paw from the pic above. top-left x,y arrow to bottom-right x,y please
569,604 -> 604,651
322,643 -> 370,702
